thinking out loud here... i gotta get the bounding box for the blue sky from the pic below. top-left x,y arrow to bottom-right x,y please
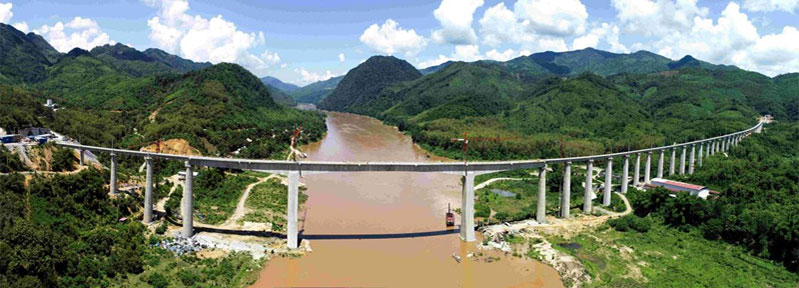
2,0 -> 799,86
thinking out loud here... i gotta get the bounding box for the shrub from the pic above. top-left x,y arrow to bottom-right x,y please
146,272 -> 169,288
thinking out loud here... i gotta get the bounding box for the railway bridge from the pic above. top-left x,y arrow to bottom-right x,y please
57,120 -> 765,249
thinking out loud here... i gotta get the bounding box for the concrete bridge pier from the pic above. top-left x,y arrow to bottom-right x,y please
679,146 -> 687,175
689,144 -> 696,174
621,155 -> 629,194
715,140 -> 720,154
698,143 -> 704,167
143,156 -> 154,224
644,152 -> 652,183
79,150 -> 85,166
657,150 -> 665,178
182,161 -> 194,238
110,153 -> 117,195
460,172 -> 476,242
537,165 -> 547,224
583,160 -> 593,213
561,162 -> 572,218
669,147 -> 676,176
288,171 -> 300,248
633,153 -> 640,186
709,141 -> 714,156
603,158 -> 612,206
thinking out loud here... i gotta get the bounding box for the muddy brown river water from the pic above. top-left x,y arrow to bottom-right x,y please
252,112 -> 564,287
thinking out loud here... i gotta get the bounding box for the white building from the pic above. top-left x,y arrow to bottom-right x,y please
649,178 -> 712,199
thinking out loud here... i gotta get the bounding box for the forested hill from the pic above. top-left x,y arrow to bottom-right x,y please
0,24 -> 325,158
318,55 -> 422,112
289,75 -> 343,104
261,76 -> 299,93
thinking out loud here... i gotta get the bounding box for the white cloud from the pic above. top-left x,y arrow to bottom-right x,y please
294,68 -> 339,85
338,53 -> 345,62
431,0 -> 484,45
485,48 -> 519,61
280,63 -> 288,69
611,0 -> 708,37
478,1 -> 576,52
742,0 -> 799,12
743,26 -> 799,75
0,2 -> 12,23
34,17 -> 115,52
416,55 -> 451,69
454,44 -> 483,61
144,0 -> 277,76
514,0 -> 588,36
359,19 -> 427,57
572,23 -> 629,53
12,21 -> 28,33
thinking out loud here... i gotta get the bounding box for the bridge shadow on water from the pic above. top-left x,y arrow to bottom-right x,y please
299,228 -> 460,240
163,212 -> 460,241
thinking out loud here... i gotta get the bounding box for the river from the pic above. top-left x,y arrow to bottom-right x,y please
252,112 -> 563,287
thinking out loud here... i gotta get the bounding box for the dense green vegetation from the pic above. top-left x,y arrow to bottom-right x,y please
318,56 -> 422,112
0,170 -> 146,286
0,169 -> 264,287
0,145 -> 25,173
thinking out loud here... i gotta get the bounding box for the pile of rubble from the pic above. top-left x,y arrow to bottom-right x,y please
157,236 -> 208,255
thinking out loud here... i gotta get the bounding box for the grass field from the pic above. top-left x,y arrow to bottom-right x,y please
241,178 -> 308,231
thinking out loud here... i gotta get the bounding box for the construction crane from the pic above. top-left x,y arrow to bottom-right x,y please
286,126 -> 307,162
449,132 -> 519,163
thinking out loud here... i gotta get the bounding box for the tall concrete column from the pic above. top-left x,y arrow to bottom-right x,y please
537,165 -> 547,224
689,144 -> 696,174
698,143 -> 704,167
621,155 -> 629,194
669,147 -> 676,176
460,172 -> 476,242
561,162 -> 572,219
143,156 -> 154,224
657,150 -> 665,178
79,150 -> 85,166
633,153 -> 640,186
110,153 -> 117,195
679,146 -> 687,175
583,160 -> 593,214
715,140 -> 720,153
182,161 -> 193,238
710,140 -> 715,156
603,158 -> 613,207
644,152 -> 652,183
288,171 -> 300,248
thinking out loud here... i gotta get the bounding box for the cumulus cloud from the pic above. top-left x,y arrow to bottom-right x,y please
431,0 -> 484,45
144,0 -> 278,76
478,1 -> 575,52
0,2 -> 12,23
294,67 -> 339,85
514,0 -> 588,36
611,0 -> 707,37
485,48 -> 520,61
572,23 -> 628,53
338,53 -> 345,62
34,17 -> 115,52
742,0 -> 799,12
359,19 -> 427,57
12,21 -> 28,33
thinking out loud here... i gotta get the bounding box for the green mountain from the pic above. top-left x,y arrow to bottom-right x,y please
318,55 -> 422,112
265,84 -> 297,107
419,61 -> 453,75
290,75 -> 343,104
260,76 -> 299,93
143,48 -> 212,73
0,23 -> 54,83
